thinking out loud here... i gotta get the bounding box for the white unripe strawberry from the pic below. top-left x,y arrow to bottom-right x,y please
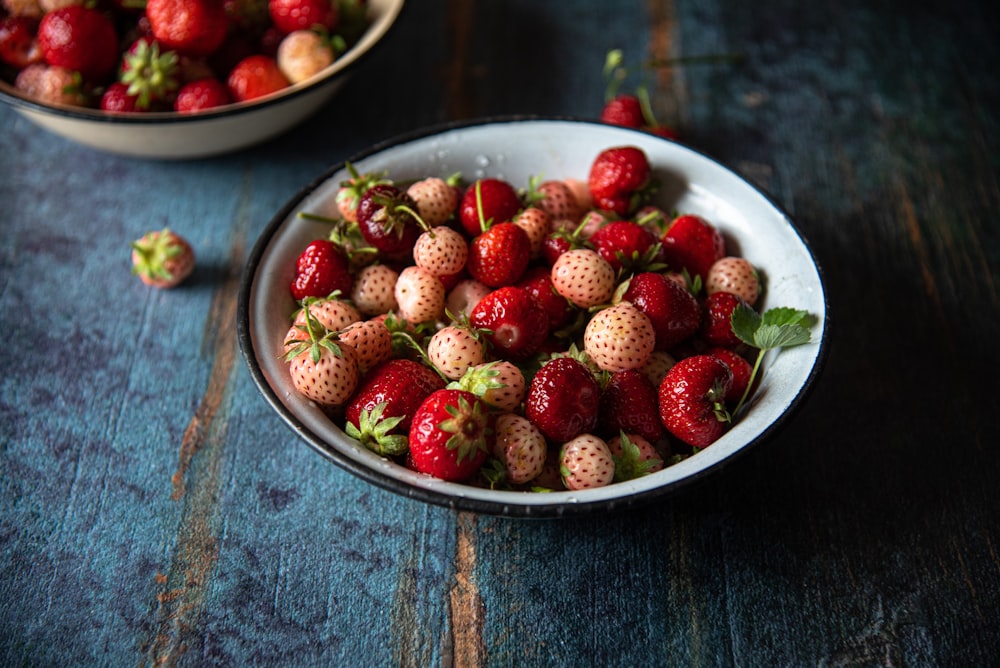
454,360 -> 526,412
640,350 -> 677,388
607,432 -> 665,477
297,297 -> 361,332
406,177 -> 459,227
287,336 -> 360,407
583,302 -> 655,373
559,434 -> 615,490
535,179 -> 585,223
351,264 -> 398,317
276,30 -> 333,84
513,207 -> 552,258
413,226 -> 468,277
446,279 -> 491,318
427,325 -> 486,380
550,248 -> 616,308
706,256 -> 760,305
395,265 -> 445,324
493,413 -> 547,485
339,319 -> 392,374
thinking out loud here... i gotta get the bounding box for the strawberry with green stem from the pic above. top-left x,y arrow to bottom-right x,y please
283,305 -> 360,407
131,227 -> 195,288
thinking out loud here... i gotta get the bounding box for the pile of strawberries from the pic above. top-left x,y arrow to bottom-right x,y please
278,143 -> 808,493
0,0 -> 369,112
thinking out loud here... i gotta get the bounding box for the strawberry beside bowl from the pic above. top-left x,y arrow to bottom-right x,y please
237,117 -> 829,518
0,0 -> 404,160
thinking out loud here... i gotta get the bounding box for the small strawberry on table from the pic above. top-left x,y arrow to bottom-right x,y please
130,228 -> 195,289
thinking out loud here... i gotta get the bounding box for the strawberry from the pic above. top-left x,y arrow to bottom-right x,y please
350,263 -> 398,317
700,291 -> 749,348
466,222 -> 531,288
406,176 -> 459,228
657,354 -> 732,448
515,265 -> 574,332
130,228 -> 195,288
13,63 -> 86,106
394,265 -> 445,324
356,183 -> 426,263
525,356 -> 601,443
295,294 -> 361,332
607,432 -> 664,479
227,54 -> 289,102
37,6 -> 118,82
707,347 -> 753,405
289,239 -> 353,301
101,83 -> 142,112
559,434 -> 615,490
0,16 -> 43,69
119,38 -> 180,110
284,311 -> 360,407
706,256 -> 760,306
335,163 -> 389,223
600,93 -> 644,128
452,360 -> 526,413
583,302 -> 655,373
660,214 -> 726,283
493,413 -> 547,485
339,319 -> 392,374
550,248 -> 617,309
621,272 -> 700,351
469,285 -> 550,361
587,219 -> 660,274
640,349 -> 677,388
345,358 -> 445,447
268,0 -> 337,35
146,0 -> 229,58
408,389 -> 494,482
458,178 -> 522,237
598,370 -> 664,444
534,179 -> 584,223
174,77 -> 232,112
413,226 -> 468,278
540,218 -> 588,266
512,206 -> 552,258
587,146 -> 652,217
445,278 -> 491,319
426,324 -> 486,381
276,28 -> 333,83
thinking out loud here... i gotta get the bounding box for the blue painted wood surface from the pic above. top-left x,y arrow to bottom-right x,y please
2,0 -> 999,665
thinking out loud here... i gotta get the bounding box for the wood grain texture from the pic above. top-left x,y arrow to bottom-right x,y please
1,0 -> 998,666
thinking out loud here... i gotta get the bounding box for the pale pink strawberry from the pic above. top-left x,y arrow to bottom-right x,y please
14,63 -> 86,106
339,319 -> 392,374
563,178 -> 594,212
413,226 -> 468,277
706,256 -> 760,306
513,206 -> 552,258
493,413 -> 547,485
535,179 -> 585,222
453,360 -> 526,412
394,265 -> 445,324
350,264 -> 398,317
607,432 -> 665,478
427,325 -> 486,380
406,176 -> 459,228
583,302 -> 656,372
295,296 -> 361,332
559,434 -> 615,490
550,248 -> 616,308
445,279 -> 491,319
640,350 -> 677,388
285,315 -> 360,407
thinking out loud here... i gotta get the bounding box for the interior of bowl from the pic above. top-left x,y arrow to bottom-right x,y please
0,0 -> 405,122
238,117 -> 828,518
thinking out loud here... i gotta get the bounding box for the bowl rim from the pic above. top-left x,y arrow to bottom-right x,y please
0,0 -> 405,124
236,115 -> 831,518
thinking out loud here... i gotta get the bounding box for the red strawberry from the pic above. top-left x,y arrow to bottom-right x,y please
707,347 -> 753,405
658,354 -> 733,448
466,222 -> 531,287
587,219 -> 660,273
290,239 -> 353,301
493,413 -> 547,485
550,248 -> 616,309
119,38 -> 180,110
706,256 -> 760,306
583,302 -> 655,373
0,16 -> 43,70
268,0 -> 338,35
515,265 -> 574,332
600,93 -> 644,128
37,6 -> 118,82
146,0 -> 229,58
408,389 -> 494,482
587,146 -> 652,217
700,291 -> 748,348
174,77 -> 232,112
559,434 -> 615,490
101,83 -> 142,112
458,178 -> 522,237
525,356 -> 601,443
227,54 -> 289,102
660,214 -> 726,282
131,228 -> 195,288
356,183 -> 425,263
621,272 -> 700,351
345,358 -> 446,447
469,286 -> 550,360
599,369 -> 664,444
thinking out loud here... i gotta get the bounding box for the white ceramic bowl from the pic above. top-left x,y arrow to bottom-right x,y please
0,0 -> 404,160
237,117 -> 829,518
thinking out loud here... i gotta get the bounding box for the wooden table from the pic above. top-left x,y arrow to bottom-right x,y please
3,1 -> 998,665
